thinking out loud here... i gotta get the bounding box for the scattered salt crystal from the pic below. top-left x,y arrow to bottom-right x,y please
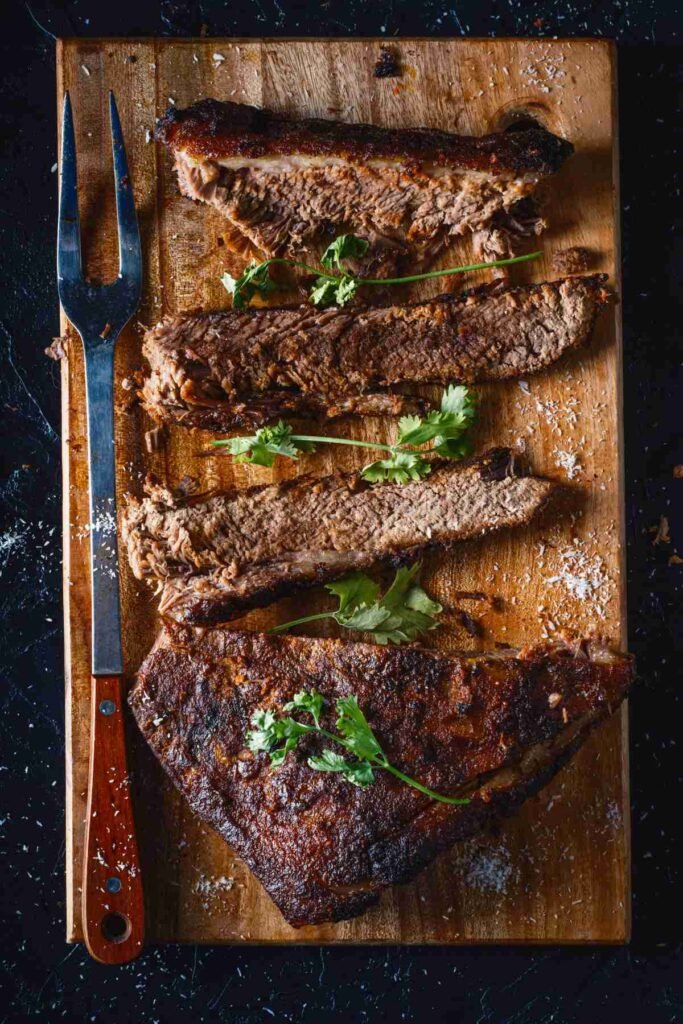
545,539 -> 612,616
194,874 -> 235,910
554,448 -> 582,480
454,840 -> 516,894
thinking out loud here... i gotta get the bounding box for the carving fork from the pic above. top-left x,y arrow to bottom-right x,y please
57,91 -> 144,963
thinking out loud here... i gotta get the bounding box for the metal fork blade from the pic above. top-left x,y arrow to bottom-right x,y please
109,92 -> 142,292
55,90 -> 143,676
57,92 -> 82,286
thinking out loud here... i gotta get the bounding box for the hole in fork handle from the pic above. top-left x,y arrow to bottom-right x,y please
101,912 -> 132,945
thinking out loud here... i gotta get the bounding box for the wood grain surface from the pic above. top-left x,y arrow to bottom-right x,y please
58,37 -> 627,944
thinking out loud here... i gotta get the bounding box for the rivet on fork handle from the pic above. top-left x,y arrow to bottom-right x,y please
82,674 -> 144,964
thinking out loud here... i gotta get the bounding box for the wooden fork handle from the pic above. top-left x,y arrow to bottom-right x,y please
82,674 -> 144,963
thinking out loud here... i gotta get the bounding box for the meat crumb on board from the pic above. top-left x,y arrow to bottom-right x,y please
552,246 -> 592,275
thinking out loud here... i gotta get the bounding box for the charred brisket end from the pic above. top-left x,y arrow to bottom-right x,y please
129,630 -> 634,926
155,98 -> 574,174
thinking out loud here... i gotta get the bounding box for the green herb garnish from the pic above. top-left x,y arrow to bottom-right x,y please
221,235 -> 542,310
221,260 -> 278,308
211,384 -> 476,484
269,562 -> 442,644
222,420 -> 316,468
246,688 -> 469,804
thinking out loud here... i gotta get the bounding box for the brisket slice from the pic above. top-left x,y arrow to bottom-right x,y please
129,628 -> 634,927
156,99 -> 573,271
141,275 -> 610,431
121,448 -> 556,625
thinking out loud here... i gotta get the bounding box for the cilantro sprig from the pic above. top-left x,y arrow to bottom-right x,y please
246,689 -> 469,804
222,421 -> 317,468
269,562 -> 442,643
221,234 -> 541,310
211,384 -> 476,484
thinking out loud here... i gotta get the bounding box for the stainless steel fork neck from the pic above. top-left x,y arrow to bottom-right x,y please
82,341 -> 123,676
57,91 -> 141,677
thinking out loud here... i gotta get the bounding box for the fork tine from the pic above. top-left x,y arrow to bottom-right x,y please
57,92 -> 83,285
109,92 -> 142,285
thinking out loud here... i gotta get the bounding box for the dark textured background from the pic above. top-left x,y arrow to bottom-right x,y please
1,1 -> 682,1020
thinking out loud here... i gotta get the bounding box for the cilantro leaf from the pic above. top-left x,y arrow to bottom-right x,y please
326,573 -> 392,633
271,562 -> 442,645
326,565 -> 441,643
284,689 -> 325,728
361,450 -> 431,485
396,386 -> 476,451
340,760 -> 376,787
309,277 -> 340,308
221,260 -> 278,309
326,574 -> 381,615
337,602 -> 392,633
335,695 -> 384,761
211,421 -> 315,467
220,272 -> 240,296
440,383 -> 475,418
307,749 -> 350,772
333,276 -> 359,306
246,706 -> 318,766
309,274 -> 359,308
309,235 -> 369,306
348,564 -> 442,645
320,234 -> 370,272
395,413 -> 423,438
267,717 -> 314,767
246,708 -> 279,753
308,750 -> 375,788
433,434 -> 473,459
404,581 -> 443,618
380,563 -> 437,614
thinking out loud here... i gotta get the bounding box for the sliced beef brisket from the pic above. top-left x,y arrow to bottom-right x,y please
130,628 -> 634,926
156,99 -> 573,270
122,448 -> 556,625
141,276 -> 609,431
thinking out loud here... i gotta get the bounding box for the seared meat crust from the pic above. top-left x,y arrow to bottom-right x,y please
156,98 -> 573,173
129,628 -> 634,926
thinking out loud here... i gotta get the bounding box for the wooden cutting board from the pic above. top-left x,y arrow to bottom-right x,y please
59,36 -> 628,944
